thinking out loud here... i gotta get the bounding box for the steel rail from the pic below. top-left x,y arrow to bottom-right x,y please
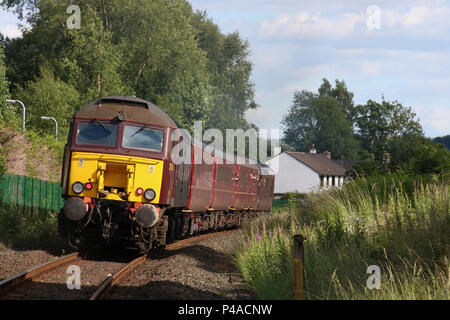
89,228 -> 239,300
89,255 -> 147,300
166,229 -> 239,251
0,252 -> 80,297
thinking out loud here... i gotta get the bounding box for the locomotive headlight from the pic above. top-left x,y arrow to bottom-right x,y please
144,188 -> 156,201
72,182 -> 85,194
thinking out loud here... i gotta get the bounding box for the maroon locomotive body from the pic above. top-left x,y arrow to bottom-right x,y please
59,96 -> 275,252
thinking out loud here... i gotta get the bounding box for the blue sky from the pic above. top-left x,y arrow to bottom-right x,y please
1,1 -> 449,138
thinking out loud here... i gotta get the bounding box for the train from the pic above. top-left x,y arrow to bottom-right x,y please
58,96 -> 275,253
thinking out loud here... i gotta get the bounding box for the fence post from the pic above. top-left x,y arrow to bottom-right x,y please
293,234 -> 306,300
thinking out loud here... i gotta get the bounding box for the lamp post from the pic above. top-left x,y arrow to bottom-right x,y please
5,99 -> 26,131
41,116 -> 58,140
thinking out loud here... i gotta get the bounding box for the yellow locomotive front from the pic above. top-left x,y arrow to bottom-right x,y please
59,97 -> 177,253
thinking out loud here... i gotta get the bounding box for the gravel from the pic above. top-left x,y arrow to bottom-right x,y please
0,249 -> 59,280
0,231 -> 256,300
107,231 -> 256,300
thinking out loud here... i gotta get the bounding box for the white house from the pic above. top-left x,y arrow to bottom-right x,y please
265,148 -> 347,195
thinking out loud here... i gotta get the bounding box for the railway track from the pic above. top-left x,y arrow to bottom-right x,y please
0,229 -> 239,300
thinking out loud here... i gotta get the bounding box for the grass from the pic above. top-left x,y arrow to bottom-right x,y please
235,177 -> 450,300
24,130 -> 65,181
0,204 -> 62,251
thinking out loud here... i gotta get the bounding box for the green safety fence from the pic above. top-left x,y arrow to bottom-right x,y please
0,174 -> 64,215
272,199 -> 289,210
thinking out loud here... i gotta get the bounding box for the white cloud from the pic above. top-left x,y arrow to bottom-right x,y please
417,106 -> 450,136
259,11 -> 365,40
0,24 -> 21,38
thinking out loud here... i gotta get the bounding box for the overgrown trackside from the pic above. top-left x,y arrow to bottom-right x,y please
235,177 -> 450,300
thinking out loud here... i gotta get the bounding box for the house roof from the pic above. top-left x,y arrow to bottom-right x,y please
285,151 -> 347,176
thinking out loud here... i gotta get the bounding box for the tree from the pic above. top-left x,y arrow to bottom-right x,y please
356,99 -> 423,159
192,11 -> 258,132
318,78 -> 357,125
1,0 -> 257,134
433,135 -> 450,150
387,135 -> 449,174
15,66 -> 79,137
0,42 -> 13,126
282,85 -> 361,160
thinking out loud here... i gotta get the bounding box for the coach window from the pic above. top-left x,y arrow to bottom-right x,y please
122,125 -> 164,152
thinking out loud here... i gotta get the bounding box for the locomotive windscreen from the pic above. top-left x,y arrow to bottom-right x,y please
122,125 -> 164,152
76,122 -> 118,146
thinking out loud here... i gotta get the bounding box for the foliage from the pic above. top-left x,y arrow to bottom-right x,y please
193,11 -> 258,131
355,98 -> 424,159
0,44 -> 13,127
433,135 -> 450,150
1,0 -> 257,135
235,178 -> 450,300
282,80 -> 361,160
351,135 -> 450,177
15,66 -> 80,138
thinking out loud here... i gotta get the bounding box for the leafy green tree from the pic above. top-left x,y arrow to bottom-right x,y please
0,43 -> 14,126
433,135 -> 450,150
318,78 -> 357,124
282,87 -> 361,160
192,11 -> 258,131
356,99 -> 423,159
104,0 -> 213,130
387,135 -> 450,174
15,66 -> 79,137
1,0 -> 257,133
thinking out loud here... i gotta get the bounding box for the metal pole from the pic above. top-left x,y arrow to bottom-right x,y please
5,99 -> 26,131
41,116 -> 58,140
293,234 -> 305,300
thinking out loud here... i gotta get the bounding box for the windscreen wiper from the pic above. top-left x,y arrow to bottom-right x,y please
130,124 -> 149,138
94,119 -> 111,133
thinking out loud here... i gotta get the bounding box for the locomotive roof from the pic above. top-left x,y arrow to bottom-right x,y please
74,96 -> 179,128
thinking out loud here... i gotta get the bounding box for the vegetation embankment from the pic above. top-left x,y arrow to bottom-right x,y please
235,175 -> 450,299
0,128 -> 64,181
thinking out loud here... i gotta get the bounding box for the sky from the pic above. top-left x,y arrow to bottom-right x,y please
1,0 -> 449,138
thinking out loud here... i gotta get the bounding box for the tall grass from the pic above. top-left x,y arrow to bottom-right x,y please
235,178 -> 450,299
0,204 -> 61,250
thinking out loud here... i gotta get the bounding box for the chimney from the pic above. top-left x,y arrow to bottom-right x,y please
310,144 -> 317,154
324,151 -> 331,159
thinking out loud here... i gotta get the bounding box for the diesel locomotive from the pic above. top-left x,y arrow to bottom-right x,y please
58,96 -> 274,253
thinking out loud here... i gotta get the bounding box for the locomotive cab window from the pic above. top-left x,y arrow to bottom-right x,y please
76,122 -> 118,146
122,125 -> 164,152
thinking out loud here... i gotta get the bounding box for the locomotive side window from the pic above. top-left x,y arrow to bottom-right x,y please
122,125 -> 164,152
76,122 -> 118,146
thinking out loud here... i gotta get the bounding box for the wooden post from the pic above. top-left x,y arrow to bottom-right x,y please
293,234 -> 305,300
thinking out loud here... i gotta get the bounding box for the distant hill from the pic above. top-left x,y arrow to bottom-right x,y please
433,135 -> 450,150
